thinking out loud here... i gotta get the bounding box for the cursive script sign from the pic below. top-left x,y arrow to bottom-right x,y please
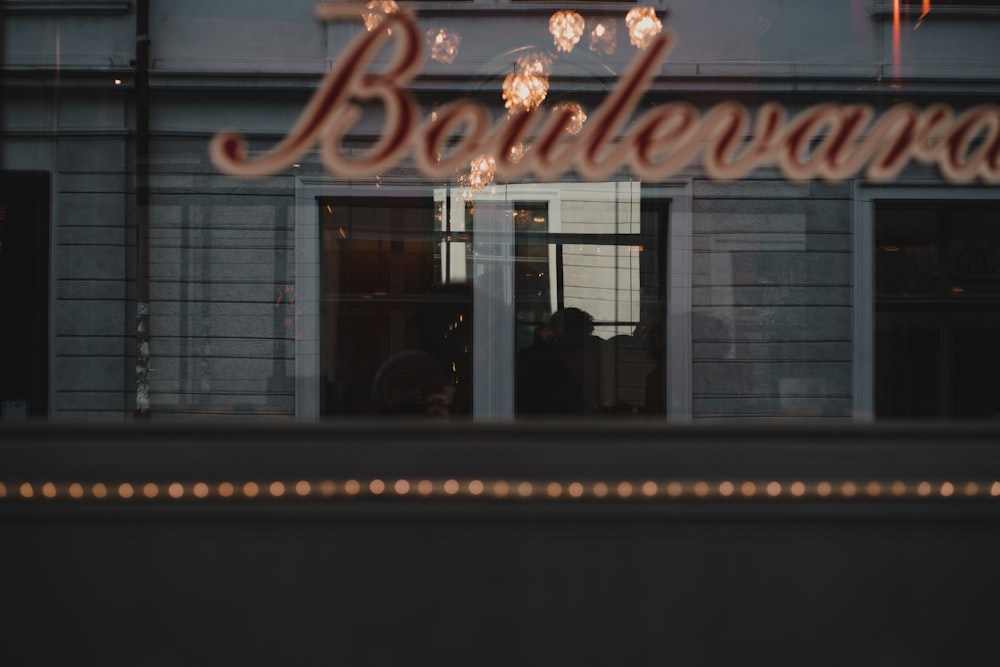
211,4 -> 1000,184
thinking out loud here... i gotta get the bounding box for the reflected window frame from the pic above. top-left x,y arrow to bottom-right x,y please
294,176 -> 693,421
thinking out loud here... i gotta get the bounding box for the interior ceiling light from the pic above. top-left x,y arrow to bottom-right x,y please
626,7 -> 663,50
588,18 -> 617,55
502,73 -> 548,112
361,0 -> 399,32
427,27 -> 461,64
508,142 -> 525,164
502,53 -> 551,113
467,154 -> 496,192
517,52 -> 551,77
560,102 -> 587,135
549,11 -> 585,53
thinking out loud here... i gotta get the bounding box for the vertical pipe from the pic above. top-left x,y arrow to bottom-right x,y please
135,0 -> 151,417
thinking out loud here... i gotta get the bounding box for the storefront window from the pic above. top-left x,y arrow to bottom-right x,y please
318,183 -> 668,418
876,203 -> 1000,418
4,1 -> 1000,422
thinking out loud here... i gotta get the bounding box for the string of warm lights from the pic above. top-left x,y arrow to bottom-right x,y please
2,479 -> 999,501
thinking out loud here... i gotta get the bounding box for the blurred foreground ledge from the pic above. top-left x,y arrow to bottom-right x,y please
3,422 -> 1000,665
3,420 -> 1000,520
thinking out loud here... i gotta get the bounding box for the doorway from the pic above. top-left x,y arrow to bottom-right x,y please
0,172 -> 50,420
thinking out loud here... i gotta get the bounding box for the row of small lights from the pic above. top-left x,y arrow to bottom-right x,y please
2,479 -> 999,501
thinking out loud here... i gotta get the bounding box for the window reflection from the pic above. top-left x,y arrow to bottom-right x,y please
319,183 -> 666,418
876,203 -> 1000,418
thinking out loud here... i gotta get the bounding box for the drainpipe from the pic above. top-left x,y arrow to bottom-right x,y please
135,0 -> 151,417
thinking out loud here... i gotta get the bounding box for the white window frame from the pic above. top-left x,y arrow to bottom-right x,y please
295,176 -> 692,421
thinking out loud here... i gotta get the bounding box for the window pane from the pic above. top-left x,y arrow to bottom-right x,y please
0,173 -> 50,420
876,203 -> 1000,419
320,197 -> 473,416
318,184 -> 667,418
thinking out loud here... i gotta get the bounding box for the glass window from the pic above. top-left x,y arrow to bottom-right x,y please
5,1 -> 999,423
875,203 -> 1000,418
318,183 -> 667,418
0,173 -> 49,421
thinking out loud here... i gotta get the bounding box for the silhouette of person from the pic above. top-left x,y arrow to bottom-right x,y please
516,307 -> 599,415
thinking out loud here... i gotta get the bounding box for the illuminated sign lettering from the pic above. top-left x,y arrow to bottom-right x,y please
210,4 -> 1000,184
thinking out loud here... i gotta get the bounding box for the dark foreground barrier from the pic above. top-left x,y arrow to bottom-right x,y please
2,422 -> 1000,666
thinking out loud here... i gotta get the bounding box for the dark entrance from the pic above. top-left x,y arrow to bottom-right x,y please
0,172 -> 50,420
875,201 -> 1000,419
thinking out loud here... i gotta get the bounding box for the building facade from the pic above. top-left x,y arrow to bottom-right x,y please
3,0 -> 1000,422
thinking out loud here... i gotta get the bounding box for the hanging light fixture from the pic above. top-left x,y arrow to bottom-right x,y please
508,142 -> 526,164
361,0 -> 399,32
467,154 -> 496,193
426,26 -> 461,64
502,73 -> 548,112
559,102 -> 587,135
549,10 -> 585,52
588,18 -> 617,55
625,7 -> 663,50
517,52 -> 550,77
502,53 -> 551,113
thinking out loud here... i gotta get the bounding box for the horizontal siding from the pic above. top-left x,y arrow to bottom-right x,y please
146,186 -> 296,419
50,146 -> 132,419
690,182 -> 852,420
